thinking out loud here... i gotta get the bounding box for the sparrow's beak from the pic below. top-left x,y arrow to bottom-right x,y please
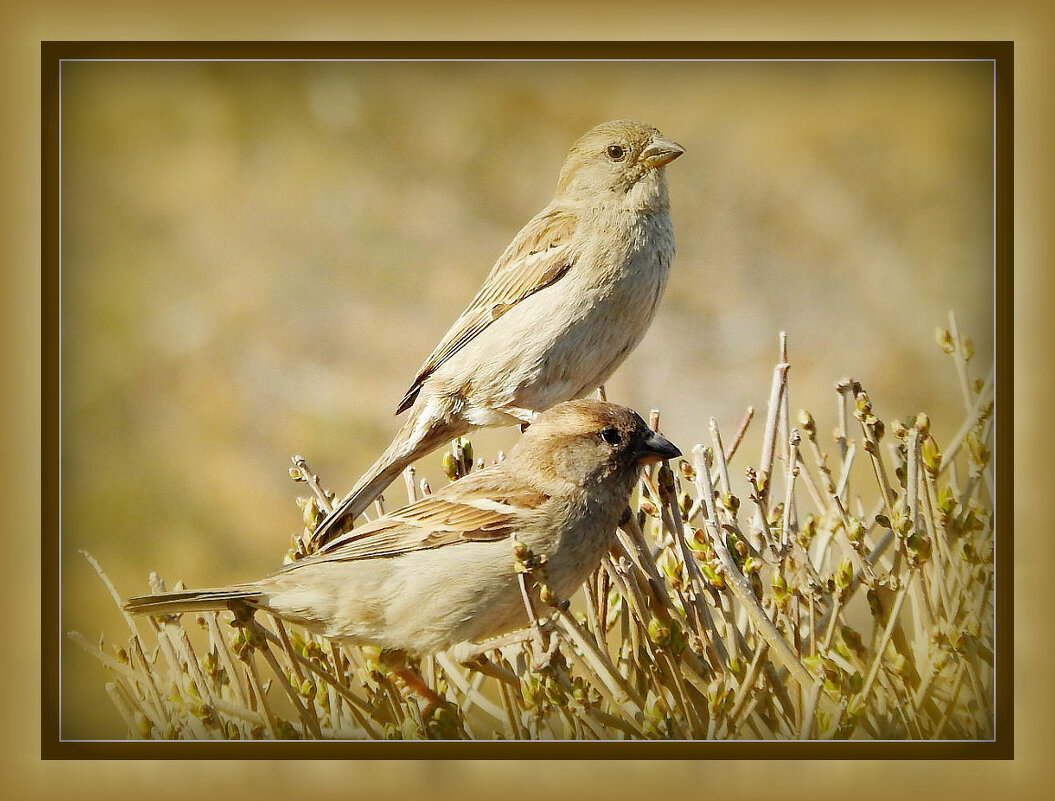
640,136 -> 685,169
633,430 -> 682,465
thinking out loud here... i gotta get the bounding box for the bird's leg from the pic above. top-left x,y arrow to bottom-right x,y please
454,623 -> 559,677
596,384 -> 608,401
501,405 -> 539,432
379,648 -> 446,718
503,405 -> 540,424
388,665 -> 446,718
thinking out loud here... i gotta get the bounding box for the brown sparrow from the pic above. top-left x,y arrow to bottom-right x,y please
125,400 -> 680,661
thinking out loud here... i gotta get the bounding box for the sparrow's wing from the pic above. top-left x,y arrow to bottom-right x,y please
396,205 -> 579,414
284,477 -> 550,567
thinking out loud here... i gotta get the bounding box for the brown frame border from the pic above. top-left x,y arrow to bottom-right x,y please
41,40 -> 1013,759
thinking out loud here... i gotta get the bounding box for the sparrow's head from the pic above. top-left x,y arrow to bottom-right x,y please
556,120 -> 684,207
514,399 -> 681,489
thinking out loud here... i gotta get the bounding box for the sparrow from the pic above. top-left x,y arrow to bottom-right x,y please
124,400 -> 681,662
312,119 -> 684,547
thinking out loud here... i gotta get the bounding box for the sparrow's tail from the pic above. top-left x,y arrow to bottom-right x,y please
309,404 -> 469,549
124,585 -> 265,617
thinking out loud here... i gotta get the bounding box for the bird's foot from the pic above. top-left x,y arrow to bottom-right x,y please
501,405 -> 540,426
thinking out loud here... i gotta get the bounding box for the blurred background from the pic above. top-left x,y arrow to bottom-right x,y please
59,59 -> 994,738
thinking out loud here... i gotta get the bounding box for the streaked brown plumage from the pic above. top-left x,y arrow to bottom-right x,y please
124,400 -> 680,658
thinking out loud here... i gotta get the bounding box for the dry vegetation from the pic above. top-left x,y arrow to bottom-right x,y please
71,322 -> 994,741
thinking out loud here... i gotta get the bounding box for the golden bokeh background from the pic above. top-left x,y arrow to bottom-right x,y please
57,57 -> 996,740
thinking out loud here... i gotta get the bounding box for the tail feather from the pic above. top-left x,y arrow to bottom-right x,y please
310,405 -> 467,548
124,586 -> 263,617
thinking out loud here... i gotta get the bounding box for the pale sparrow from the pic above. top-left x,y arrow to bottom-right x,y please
313,119 -> 683,546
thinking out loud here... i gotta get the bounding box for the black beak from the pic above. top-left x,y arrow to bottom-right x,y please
634,430 -> 682,465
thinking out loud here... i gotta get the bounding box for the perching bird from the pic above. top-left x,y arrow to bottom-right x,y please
312,119 -> 684,547
125,400 -> 680,661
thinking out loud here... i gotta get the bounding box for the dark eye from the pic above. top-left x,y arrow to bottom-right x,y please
600,427 -> 622,446
605,144 -> 626,161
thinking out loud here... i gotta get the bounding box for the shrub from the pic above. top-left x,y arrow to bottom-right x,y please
71,326 -> 995,740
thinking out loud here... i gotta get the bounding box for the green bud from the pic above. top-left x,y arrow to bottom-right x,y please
906,531 -> 932,562
668,619 -> 687,657
657,464 -> 676,502
771,570 -> 789,605
835,558 -> 854,591
647,617 -> 671,646
847,517 -> 865,544
755,470 -> 769,494
539,584 -> 555,605
679,492 -> 693,518
442,451 -> 459,481
521,676 -> 541,707
871,418 -> 885,441
937,484 -> 957,515
921,434 -> 942,473
966,433 -> 990,470
888,651 -> 908,675
849,670 -> 864,694
687,527 -> 709,553
798,409 -> 816,438
686,446 -> 707,472
894,463 -> 907,487
914,412 -> 931,436
749,570 -> 763,601
840,626 -> 865,658
802,654 -> 825,679
720,493 -> 740,515
935,327 -> 955,354
459,438 -> 474,472
962,336 -> 975,361
700,562 -> 725,589
302,496 -> 320,526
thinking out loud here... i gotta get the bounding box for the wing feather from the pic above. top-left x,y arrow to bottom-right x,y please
395,205 -> 579,413
283,481 -> 550,569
